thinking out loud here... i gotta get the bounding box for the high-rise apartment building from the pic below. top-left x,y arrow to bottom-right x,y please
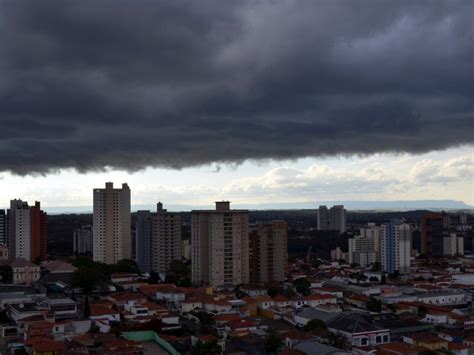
421,213 -> 446,257
8,200 -> 47,261
135,203 -> 182,275
360,223 -> 381,256
9,200 -> 31,260
317,206 -> 329,230
135,210 -> 153,273
443,233 -> 464,256
317,205 -> 347,233
249,221 -> 288,284
350,223 -> 382,265
73,225 -> 93,255
348,235 -> 376,267
152,202 -> 182,276
0,210 -> 6,246
93,182 -> 131,264
381,220 -> 411,274
30,202 -> 47,261
191,201 -> 249,288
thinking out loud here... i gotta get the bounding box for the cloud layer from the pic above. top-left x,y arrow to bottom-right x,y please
0,1 -> 473,174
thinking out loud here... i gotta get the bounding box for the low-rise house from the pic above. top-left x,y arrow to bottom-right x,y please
26,338 -> 67,355
10,258 -> 40,285
448,342 -> 472,355
293,340 -> 351,355
155,285 -> 185,308
417,290 -> 466,306
304,294 -> 337,308
253,295 -> 274,310
89,303 -> 120,325
376,342 -> 427,355
327,313 -> 390,347
241,296 -> 258,317
180,296 -> 203,313
9,303 -> 44,324
203,298 -> 232,313
114,279 -> 148,291
346,294 -> 369,309
44,297 -> 77,320
294,308 -> 339,327
110,272 -> 144,283
403,332 -> 449,351
289,297 -> 307,309
241,285 -> 267,297
107,291 -> 147,308
284,329 -> 313,348
273,295 -> 290,308
0,246 -> 9,261
422,310 -> 448,324
225,318 -> 258,338
311,286 -> 344,299
41,260 -> 77,274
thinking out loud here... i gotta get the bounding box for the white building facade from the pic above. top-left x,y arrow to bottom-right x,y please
93,182 -> 131,264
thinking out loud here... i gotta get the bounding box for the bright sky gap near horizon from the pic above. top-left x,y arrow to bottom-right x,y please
1,146 -> 473,210
0,1 -> 473,209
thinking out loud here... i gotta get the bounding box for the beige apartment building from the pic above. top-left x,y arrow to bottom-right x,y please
93,182 -> 131,264
152,202 -> 182,275
191,201 -> 249,288
249,220 -> 288,283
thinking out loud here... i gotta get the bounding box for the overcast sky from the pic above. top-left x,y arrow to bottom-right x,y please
0,1 -> 473,208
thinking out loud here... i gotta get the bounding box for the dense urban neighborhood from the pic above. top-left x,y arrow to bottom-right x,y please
0,183 -> 473,354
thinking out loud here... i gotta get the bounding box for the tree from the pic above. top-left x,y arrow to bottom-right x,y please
83,296 -> 91,318
418,305 -> 428,318
304,319 -> 326,331
115,259 -> 141,274
165,260 -> 191,287
265,332 -> 284,354
191,340 -> 221,355
148,271 -> 160,284
234,285 -> 248,299
71,256 -> 95,269
195,311 -> 214,326
371,262 -> 381,272
0,265 -> 13,282
284,287 -> 296,299
329,332 -> 348,350
293,278 -> 310,296
388,270 -> 400,279
266,284 -> 284,297
311,258 -> 322,269
380,272 -> 386,285
366,296 -> 382,313
387,303 -> 397,313
73,267 -> 103,294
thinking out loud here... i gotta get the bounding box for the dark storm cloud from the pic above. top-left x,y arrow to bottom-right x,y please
0,0 -> 472,174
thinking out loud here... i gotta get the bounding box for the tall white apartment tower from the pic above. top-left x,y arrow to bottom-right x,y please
191,201 -> 249,288
9,200 -> 31,260
93,182 -> 131,264
381,220 -> 411,274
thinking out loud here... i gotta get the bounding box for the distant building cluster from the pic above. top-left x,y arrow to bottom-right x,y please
317,205 -> 347,233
